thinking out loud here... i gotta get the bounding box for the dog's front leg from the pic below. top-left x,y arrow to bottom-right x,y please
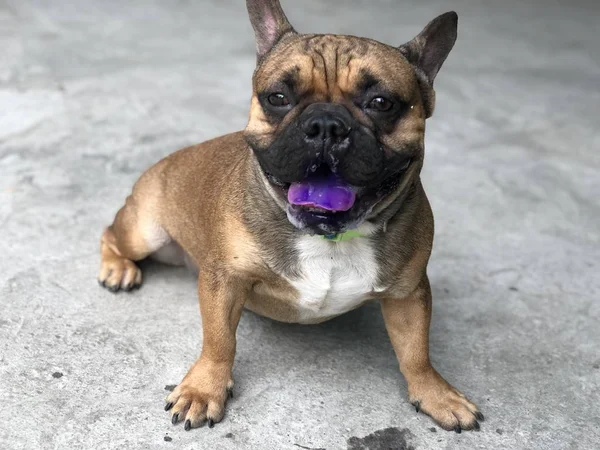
165,267 -> 247,430
381,275 -> 484,433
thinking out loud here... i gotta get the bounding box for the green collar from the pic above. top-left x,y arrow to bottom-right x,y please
321,230 -> 364,242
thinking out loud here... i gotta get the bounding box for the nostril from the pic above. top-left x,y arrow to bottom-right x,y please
329,119 -> 351,138
303,117 -> 323,138
306,122 -> 321,138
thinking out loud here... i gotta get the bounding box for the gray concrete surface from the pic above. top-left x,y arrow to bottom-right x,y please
1,0 -> 599,449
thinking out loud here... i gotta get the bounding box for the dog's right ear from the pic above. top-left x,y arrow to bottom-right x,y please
247,0 -> 296,60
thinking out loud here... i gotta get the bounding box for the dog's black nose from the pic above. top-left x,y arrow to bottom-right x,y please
303,114 -> 351,140
301,103 -> 352,141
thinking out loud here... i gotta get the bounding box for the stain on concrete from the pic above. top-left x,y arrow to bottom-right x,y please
429,427 -> 437,433
509,286 -> 519,291
225,433 -> 234,438
294,444 -> 325,450
164,384 -> 177,392
52,371 -> 63,378
347,427 -> 414,450
496,428 -> 504,435
593,363 -> 599,369
164,435 -> 172,442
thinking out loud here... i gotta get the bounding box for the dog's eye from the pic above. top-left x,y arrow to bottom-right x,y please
368,97 -> 393,112
268,93 -> 290,107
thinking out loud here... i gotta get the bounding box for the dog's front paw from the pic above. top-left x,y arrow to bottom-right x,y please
165,360 -> 234,431
408,370 -> 483,433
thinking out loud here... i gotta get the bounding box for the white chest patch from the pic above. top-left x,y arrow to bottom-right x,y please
287,235 -> 382,322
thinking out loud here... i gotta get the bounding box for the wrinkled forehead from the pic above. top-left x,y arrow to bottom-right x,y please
254,35 -> 418,100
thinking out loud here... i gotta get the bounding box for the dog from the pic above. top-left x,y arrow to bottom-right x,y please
97,0 -> 483,433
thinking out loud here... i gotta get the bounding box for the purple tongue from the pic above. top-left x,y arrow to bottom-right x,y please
288,174 -> 356,212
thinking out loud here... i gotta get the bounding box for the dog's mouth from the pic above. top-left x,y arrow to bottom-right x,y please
265,166 -> 357,214
288,170 -> 357,212
263,161 -> 412,234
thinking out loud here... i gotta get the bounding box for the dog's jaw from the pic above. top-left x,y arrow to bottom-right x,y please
252,150 -> 418,235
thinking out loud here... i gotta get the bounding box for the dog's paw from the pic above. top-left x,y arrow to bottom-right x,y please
165,361 -> 234,431
98,256 -> 142,292
408,371 -> 483,433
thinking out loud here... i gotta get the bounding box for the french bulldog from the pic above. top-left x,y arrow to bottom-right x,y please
98,0 -> 483,433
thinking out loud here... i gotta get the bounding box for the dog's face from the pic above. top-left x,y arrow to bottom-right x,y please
244,0 -> 457,235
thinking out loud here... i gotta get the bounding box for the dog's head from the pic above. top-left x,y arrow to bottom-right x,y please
243,0 -> 457,235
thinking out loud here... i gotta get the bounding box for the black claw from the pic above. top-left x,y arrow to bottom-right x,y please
454,425 -> 461,434
475,411 -> 485,422
473,421 -> 480,431
227,389 -> 234,399
172,413 -> 179,425
164,402 -> 174,411
184,420 -> 191,431
208,419 -> 214,428
414,401 -> 420,413
108,285 -> 119,293
98,279 -> 105,287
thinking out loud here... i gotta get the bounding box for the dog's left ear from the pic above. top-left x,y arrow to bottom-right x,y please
399,11 -> 458,117
399,11 -> 458,84
247,0 -> 297,60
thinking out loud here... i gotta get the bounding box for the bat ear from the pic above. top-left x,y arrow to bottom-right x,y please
398,11 -> 458,84
246,0 -> 297,60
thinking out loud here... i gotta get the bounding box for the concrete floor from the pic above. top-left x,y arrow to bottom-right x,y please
1,0 -> 599,449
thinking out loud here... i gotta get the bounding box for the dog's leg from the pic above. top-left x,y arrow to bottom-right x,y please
381,275 -> 483,432
165,268 -> 247,430
98,193 -> 169,292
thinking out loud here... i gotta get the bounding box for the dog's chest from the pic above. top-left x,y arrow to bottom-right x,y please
285,236 -> 381,322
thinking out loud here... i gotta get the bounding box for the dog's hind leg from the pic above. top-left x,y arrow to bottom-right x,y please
98,179 -> 171,292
